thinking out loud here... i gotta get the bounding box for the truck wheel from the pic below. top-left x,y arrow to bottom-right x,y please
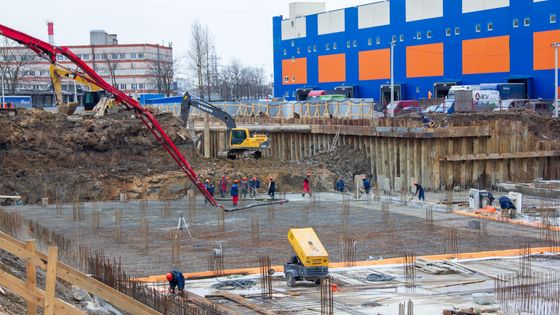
253,151 -> 262,159
286,273 -> 295,287
315,279 -> 321,285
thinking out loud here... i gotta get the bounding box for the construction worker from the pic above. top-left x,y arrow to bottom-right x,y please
414,183 -> 425,201
302,173 -> 312,197
498,196 -> 515,211
336,177 -> 345,192
231,179 -> 239,206
166,270 -> 185,294
219,176 -> 228,198
240,177 -> 249,199
362,176 -> 371,195
248,177 -> 257,198
268,177 -> 276,199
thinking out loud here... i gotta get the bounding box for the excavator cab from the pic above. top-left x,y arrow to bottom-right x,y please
227,128 -> 270,159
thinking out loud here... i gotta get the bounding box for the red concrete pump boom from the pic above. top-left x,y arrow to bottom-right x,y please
0,24 -> 219,207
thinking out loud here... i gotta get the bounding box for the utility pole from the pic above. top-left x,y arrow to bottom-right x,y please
73,80 -> 78,103
390,40 -> 396,105
553,43 -> 559,118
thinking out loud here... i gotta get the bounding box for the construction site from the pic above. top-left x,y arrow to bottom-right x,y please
1,2 -> 560,314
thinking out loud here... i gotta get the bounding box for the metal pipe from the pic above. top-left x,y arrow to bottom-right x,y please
553,43 -> 559,118
390,40 -> 395,105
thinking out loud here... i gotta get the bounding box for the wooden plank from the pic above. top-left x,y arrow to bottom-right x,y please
0,231 -> 162,315
441,150 -> 560,162
0,270 -> 84,315
218,291 -> 278,315
25,240 -> 37,315
44,246 -> 58,315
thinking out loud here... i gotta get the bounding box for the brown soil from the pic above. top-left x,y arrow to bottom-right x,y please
0,109 -> 338,204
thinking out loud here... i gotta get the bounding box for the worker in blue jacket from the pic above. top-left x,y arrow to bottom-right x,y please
166,270 -> 185,294
414,183 -> 425,201
362,176 -> 371,195
335,177 -> 345,192
499,196 -> 515,210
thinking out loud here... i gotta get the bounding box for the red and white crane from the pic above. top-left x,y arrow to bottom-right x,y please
0,24 -> 220,207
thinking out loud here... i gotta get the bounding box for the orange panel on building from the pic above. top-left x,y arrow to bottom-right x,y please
406,43 -> 444,78
318,54 -> 346,83
534,30 -> 560,71
282,58 -> 307,85
462,36 -> 510,75
359,49 -> 390,80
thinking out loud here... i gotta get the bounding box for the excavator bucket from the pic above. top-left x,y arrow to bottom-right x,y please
58,102 -> 79,115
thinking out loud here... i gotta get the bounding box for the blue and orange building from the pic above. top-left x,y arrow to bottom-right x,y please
273,0 -> 559,102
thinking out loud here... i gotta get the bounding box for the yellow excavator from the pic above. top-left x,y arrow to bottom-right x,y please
50,64 -> 114,115
181,92 -> 270,159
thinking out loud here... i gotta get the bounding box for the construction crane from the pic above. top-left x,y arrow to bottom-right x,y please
0,24 -> 219,207
181,93 -> 270,159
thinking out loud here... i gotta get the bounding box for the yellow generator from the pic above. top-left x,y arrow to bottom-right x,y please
284,228 -> 329,287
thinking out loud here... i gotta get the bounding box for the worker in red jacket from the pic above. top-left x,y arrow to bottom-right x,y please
302,173 -> 312,197
219,175 -> 228,198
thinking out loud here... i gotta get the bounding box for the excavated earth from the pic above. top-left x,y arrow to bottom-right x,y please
0,109 -> 339,204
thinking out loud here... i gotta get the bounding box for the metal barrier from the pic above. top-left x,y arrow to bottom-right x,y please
147,99 -> 376,119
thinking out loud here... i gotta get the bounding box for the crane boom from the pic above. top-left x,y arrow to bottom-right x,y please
0,24 -> 219,207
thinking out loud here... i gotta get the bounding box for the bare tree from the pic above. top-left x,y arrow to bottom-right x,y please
187,20 -> 214,99
217,60 -> 271,100
0,38 -> 38,94
103,55 -> 119,88
148,49 -> 176,96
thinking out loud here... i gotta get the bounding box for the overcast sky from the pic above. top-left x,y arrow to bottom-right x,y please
2,0 -> 374,80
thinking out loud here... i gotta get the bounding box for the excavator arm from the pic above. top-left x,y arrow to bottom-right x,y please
50,64 -> 103,105
0,24 -> 219,207
180,92 -> 236,130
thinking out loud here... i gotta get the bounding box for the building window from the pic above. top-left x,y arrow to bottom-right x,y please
119,53 -> 126,59
284,76 -> 289,82
291,56 -> 295,61
313,45 -> 317,52
376,37 -> 381,45
111,53 -> 119,60
524,17 -> 531,26
399,34 -> 404,42
283,49 -> 287,56
137,53 -> 144,59
427,30 -> 432,39
333,42 -> 337,50
284,91 -> 289,97
326,43 -> 330,50
487,22 -> 494,31
455,27 -> 461,35
308,46 -> 311,52
352,40 -> 357,47
416,31 -> 422,40
291,40 -> 295,47
367,38 -> 372,46
551,14 -> 557,23
476,24 -> 481,32
446,28 -> 451,37
131,84 -> 137,90
392,35 -> 397,42
292,75 -> 296,82
347,40 -> 351,48
139,83 -> 145,90
129,53 -> 137,59
82,54 -> 90,60
513,19 -> 519,28
297,47 -> 301,54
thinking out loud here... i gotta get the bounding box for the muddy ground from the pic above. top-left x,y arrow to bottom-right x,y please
0,109 -> 341,204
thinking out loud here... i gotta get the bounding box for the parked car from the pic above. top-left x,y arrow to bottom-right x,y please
385,100 -> 420,117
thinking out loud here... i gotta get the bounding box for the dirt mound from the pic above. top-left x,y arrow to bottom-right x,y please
0,109 -> 200,203
309,144 -> 371,188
